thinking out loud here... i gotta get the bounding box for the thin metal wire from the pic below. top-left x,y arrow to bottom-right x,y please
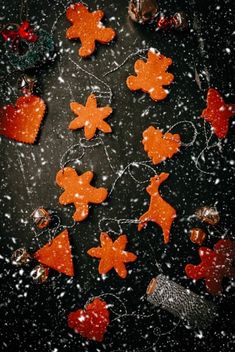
20,0 -> 29,22
164,120 -> 198,147
69,58 -> 113,104
103,47 -> 159,77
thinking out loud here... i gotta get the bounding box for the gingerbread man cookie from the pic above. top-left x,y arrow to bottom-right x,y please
126,49 -> 174,101
66,3 -> 116,58
185,239 -> 235,295
56,167 -> 108,221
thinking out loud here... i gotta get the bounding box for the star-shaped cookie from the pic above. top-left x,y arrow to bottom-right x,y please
69,94 -> 112,140
87,232 -> 137,278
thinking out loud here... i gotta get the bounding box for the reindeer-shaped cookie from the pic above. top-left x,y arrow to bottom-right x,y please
56,167 -> 108,221
138,173 -> 176,244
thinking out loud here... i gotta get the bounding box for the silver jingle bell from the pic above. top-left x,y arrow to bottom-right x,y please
31,207 -> 51,229
128,0 -> 159,24
30,264 -> 49,283
11,247 -> 31,266
173,12 -> 189,30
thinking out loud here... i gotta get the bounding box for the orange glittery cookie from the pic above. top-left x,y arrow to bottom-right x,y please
138,173 -> 176,244
34,229 -> 74,276
87,232 -> 137,279
142,126 -> 181,165
56,167 -> 108,222
126,49 -> 174,101
66,2 -> 116,58
0,95 -> 46,144
69,94 -> 112,140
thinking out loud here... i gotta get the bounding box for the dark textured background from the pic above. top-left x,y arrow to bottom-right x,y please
0,0 -> 234,351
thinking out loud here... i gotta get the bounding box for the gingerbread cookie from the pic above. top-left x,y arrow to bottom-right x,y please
34,229 -> 74,276
69,94 -> 112,140
87,232 -> 137,279
126,49 -> 174,101
66,3 -> 116,58
56,167 -> 108,221
185,239 -> 235,295
0,95 -> 46,144
138,173 -> 176,244
201,88 -> 235,139
142,126 -> 181,165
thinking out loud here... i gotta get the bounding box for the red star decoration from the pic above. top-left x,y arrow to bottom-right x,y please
201,88 -> 235,138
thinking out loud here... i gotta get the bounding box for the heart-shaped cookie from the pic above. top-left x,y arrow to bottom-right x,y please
68,298 -> 110,342
0,95 -> 46,144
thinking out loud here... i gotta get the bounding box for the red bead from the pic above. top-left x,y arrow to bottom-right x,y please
157,16 -> 174,29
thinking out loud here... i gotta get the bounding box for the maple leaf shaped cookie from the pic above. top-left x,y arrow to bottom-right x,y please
68,298 -> 110,342
142,126 -> 181,165
138,173 -> 176,244
201,88 -> 235,138
69,94 -> 112,140
56,167 -> 108,221
87,232 -> 137,279
66,3 -> 116,58
185,239 -> 235,295
126,49 -> 174,101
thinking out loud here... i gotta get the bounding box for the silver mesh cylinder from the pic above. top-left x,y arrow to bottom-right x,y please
147,274 -> 217,329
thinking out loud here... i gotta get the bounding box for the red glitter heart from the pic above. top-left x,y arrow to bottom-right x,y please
0,95 -> 46,144
68,298 -> 110,342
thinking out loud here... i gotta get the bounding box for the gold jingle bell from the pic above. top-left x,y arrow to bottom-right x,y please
30,264 -> 49,283
18,74 -> 36,95
11,247 -> 31,266
31,207 -> 51,229
195,206 -> 220,225
128,0 -> 159,24
190,228 -> 206,246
